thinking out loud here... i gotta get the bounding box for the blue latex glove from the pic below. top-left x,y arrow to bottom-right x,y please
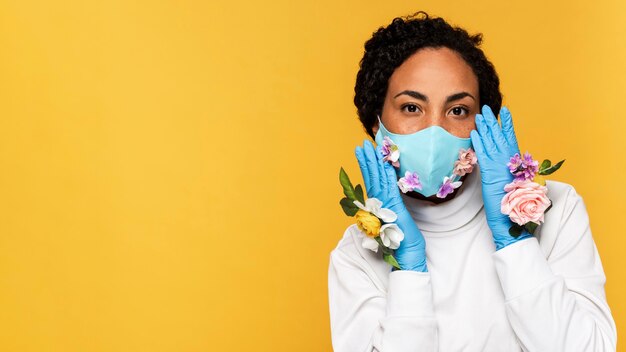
470,105 -> 533,251
355,140 -> 428,272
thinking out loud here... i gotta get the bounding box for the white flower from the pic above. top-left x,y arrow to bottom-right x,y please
359,223 -> 405,253
380,223 -> 404,249
361,236 -> 379,253
353,197 -> 404,253
353,197 -> 397,223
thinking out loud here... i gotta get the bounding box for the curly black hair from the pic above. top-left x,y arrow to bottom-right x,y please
354,10 -> 502,139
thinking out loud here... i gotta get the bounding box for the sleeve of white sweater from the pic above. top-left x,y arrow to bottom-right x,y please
328,245 -> 438,352
491,189 -> 618,351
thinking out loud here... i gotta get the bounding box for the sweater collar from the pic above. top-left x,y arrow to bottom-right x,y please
400,163 -> 484,233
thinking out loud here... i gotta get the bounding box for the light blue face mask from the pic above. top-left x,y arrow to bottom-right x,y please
374,115 -> 473,198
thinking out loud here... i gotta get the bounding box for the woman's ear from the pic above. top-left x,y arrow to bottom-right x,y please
372,117 -> 379,136
372,124 -> 379,136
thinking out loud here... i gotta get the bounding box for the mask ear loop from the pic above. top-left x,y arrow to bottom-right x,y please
375,114 -> 386,135
374,114 -> 384,147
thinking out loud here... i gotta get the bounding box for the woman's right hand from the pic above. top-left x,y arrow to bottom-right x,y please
355,140 -> 428,272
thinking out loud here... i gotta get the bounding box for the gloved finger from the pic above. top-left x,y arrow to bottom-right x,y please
363,140 -> 381,195
470,129 -> 490,165
475,113 -> 497,157
355,146 -> 371,196
383,161 -> 399,196
482,105 -> 508,152
375,145 -> 388,194
499,106 -> 521,155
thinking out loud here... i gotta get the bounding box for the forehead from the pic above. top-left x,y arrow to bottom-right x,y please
388,47 -> 478,94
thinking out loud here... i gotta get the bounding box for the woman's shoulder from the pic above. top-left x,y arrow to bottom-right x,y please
545,178 -> 580,198
330,224 -> 377,264
329,224 -> 391,289
537,179 -> 590,255
544,178 -> 585,218
331,224 -> 360,253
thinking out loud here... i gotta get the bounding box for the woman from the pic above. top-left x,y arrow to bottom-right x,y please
327,11 -> 617,352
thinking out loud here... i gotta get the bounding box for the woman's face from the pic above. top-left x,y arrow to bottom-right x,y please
373,46 -> 479,138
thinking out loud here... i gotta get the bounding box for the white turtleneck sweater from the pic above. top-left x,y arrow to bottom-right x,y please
327,164 -> 617,351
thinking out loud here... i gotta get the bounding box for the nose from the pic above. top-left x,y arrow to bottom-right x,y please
423,113 -> 448,129
421,112 -> 472,138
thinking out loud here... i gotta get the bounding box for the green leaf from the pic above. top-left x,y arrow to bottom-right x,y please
340,197 -> 358,216
375,237 -> 395,256
339,167 -> 357,201
524,221 -> 538,235
539,159 -> 551,173
375,236 -> 384,248
381,245 -> 393,255
383,253 -> 401,269
508,224 -> 523,238
540,159 -> 565,175
545,201 -> 553,213
354,184 -> 365,204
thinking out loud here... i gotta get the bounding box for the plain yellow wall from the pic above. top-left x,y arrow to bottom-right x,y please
0,1 -> 624,351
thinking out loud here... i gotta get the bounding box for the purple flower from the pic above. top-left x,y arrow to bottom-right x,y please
397,170 -> 422,193
508,152 -> 539,181
436,176 -> 462,198
381,136 -> 400,168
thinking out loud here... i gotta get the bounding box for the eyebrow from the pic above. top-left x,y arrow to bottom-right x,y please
393,90 -> 476,104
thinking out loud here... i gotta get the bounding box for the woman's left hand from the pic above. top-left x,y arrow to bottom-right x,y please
470,104 -> 533,251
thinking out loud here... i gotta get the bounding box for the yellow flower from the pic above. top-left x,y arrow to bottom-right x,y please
534,174 -> 546,186
355,209 -> 381,238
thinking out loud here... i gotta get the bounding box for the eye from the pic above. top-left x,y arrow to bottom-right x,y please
401,103 -> 421,114
449,106 -> 470,118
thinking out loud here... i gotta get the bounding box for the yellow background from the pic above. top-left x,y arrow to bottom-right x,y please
0,1 -> 624,351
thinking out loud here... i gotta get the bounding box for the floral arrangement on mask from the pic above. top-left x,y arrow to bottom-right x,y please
338,167 -> 403,269
380,136 -> 478,198
501,152 -> 565,237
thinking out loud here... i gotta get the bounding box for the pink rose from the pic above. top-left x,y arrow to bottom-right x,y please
500,180 -> 551,226
453,148 -> 478,176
